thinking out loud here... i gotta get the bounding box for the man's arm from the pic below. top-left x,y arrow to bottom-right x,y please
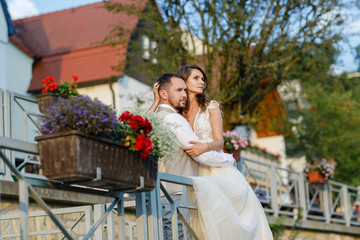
164,113 -> 234,167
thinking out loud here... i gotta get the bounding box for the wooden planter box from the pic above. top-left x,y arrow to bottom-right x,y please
36,94 -> 61,113
308,171 -> 327,184
35,131 -> 158,191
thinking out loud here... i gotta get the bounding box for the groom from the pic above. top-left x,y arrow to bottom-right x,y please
155,72 -> 234,239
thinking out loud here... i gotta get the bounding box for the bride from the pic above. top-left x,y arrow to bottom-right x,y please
150,65 -> 273,240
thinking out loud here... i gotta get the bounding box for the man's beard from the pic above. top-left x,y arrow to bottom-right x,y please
169,98 -> 186,112
175,105 -> 185,111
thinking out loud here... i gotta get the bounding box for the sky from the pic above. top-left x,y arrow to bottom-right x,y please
5,0 -> 360,74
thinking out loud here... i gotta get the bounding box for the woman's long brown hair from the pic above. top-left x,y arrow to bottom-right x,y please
177,64 -> 210,114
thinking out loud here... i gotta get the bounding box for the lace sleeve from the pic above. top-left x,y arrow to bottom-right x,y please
208,100 -> 220,110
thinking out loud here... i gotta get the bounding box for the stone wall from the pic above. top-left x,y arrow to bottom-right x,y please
0,180 -> 122,239
267,216 -> 360,240
1,180 -> 360,239
282,230 -> 359,240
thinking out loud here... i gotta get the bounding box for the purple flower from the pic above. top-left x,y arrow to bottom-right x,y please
39,95 -> 118,137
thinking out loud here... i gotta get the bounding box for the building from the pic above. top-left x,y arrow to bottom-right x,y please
10,0 -> 154,111
0,0 -> 33,95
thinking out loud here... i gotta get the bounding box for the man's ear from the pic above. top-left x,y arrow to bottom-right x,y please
159,89 -> 168,100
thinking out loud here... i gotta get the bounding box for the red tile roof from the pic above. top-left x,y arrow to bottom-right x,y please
11,0 -> 147,92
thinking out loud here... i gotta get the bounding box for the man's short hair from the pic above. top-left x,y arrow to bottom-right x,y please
156,72 -> 184,91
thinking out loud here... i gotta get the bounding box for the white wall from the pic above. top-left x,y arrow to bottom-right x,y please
6,42 -> 33,95
0,5 -> 33,95
252,134 -> 289,184
77,74 -> 154,113
117,75 -> 154,111
0,5 -> 8,90
252,134 -> 287,169
286,155 -> 307,173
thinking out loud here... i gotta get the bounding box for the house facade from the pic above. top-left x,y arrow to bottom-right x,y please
0,0 -> 33,95
10,0 -> 154,111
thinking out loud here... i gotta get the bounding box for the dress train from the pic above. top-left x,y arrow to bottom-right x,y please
191,165 -> 273,240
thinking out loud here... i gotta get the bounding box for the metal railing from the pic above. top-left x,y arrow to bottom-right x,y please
240,157 -> 360,227
0,89 -> 42,181
0,206 -> 92,238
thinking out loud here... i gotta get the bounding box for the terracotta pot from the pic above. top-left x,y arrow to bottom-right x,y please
223,148 -> 241,162
36,94 -> 61,113
35,130 -> 158,191
308,171 -> 327,184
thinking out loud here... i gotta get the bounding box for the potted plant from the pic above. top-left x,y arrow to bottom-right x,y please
223,131 -> 249,161
304,159 -> 335,184
35,97 -> 176,191
36,75 -> 79,112
111,108 -> 178,162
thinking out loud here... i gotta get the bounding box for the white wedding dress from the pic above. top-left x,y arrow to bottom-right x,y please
190,101 -> 273,240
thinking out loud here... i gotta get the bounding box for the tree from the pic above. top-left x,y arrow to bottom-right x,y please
103,0 -> 345,129
284,73 -> 360,185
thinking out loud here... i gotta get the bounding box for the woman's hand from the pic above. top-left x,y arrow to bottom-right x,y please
184,141 -> 210,157
148,82 -> 161,113
153,82 -> 160,103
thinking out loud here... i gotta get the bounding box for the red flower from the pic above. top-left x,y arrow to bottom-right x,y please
119,111 -> 134,122
140,143 -> 153,159
118,112 -> 155,159
134,134 -> 153,159
139,118 -> 153,134
72,75 -> 78,81
128,119 -> 139,130
134,134 -> 146,150
41,87 -> 48,95
134,115 -> 143,122
41,76 -> 55,85
47,82 -> 59,91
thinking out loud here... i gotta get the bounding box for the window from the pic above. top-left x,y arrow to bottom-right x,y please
142,35 -> 157,63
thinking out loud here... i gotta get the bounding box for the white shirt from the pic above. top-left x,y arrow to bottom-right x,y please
159,104 -> 235,167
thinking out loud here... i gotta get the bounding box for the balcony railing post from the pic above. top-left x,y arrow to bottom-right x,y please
107,203 -> 116,240
2,90 -> 12,181
147,189 -> 160,240
171,201 -> 179,240
270,165 -> 279,217
298,172 -> 307,220
136,192 -> 149,240
341,185 -> 351,226
85,206 -> 93,239
19,178 -> 29,240
118,195 -> 126,240
320,184 -> 331,223
94,204 -> 105,240
155,177 -> 164,240
237,155 -> 244,173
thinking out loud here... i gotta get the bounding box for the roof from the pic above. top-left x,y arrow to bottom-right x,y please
1,0 -> 16,35
10,0 -> 147,92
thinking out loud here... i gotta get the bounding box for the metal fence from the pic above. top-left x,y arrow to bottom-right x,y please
0,89 -> 42,181
240,157 -> 360,227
